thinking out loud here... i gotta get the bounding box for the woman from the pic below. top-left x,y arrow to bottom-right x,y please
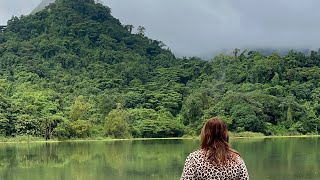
180,117 -> 249,180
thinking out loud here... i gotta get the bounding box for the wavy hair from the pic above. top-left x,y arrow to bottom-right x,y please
200,117 -> 240,165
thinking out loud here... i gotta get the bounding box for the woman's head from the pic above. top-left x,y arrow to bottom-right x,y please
200,117 -> 229,146
200,117 -> 239,165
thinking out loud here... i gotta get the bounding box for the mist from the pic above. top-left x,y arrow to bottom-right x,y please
104,0 -> 320,57
1,0 -> 320,57
0,0 -> 39,24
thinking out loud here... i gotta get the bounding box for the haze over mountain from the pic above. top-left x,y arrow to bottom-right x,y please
31,0 -> 55,14
1,0 -> 320,57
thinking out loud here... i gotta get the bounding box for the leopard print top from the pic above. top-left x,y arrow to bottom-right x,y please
180,150 -> 249,180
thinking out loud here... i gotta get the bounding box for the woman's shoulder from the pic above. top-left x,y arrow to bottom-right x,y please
187,149 -> 205,159
230,152 -> 246,166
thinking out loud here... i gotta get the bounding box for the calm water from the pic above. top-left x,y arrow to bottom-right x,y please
0,138 -> 319,180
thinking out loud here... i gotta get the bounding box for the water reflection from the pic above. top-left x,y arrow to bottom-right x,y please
0,138 -> 318,180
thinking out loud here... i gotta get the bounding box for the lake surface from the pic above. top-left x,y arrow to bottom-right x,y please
0,137 -> 319,180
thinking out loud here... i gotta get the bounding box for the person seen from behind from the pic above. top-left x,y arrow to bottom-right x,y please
180,117 -> 249,180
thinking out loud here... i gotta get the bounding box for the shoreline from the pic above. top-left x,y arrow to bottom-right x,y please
0,135 -> 319,144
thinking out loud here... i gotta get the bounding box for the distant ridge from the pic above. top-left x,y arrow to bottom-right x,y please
31,0 -> 55,14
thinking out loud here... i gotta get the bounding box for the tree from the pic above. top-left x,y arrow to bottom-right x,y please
124,25 -> 134,33
105,103 -> 130,138
301,102 -> 320,133
137,26 -> 145,36
70,120 -> 92,138
271,72 -> 280,86
230,104 -> 264,132
69,96 -> 91,121
136,110 -> 184,138
0,113 -> 10,136
233,48 -> 240,57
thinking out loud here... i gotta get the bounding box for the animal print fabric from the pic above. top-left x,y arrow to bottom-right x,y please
180,150 -> 249,180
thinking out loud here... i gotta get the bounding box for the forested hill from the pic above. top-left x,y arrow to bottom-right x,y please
0,0 -> 319,140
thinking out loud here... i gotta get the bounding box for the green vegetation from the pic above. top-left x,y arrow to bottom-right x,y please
229,131 -> 265,137
0,0 -> 319,140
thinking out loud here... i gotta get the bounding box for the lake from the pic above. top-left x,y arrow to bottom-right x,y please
0,137 -> 319,180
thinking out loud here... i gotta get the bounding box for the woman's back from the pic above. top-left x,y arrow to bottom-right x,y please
180,117 -> 249,180
181,149 -> 249,180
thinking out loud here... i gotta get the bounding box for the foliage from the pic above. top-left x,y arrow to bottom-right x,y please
0,0 -> 319,139
104,104 -> 130,138
229,131 -> 265,137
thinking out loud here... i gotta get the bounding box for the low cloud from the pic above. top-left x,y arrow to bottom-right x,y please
1,0 -> 320,57
105,0 -> 320,57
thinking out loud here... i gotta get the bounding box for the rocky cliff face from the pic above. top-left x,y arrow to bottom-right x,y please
31,0 -> 55,14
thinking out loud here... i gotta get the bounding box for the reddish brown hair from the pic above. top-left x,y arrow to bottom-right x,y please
200,117 -> 239,165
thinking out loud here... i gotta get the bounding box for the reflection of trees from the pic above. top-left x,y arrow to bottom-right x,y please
0,143 -> 69,168
101,140 -> 198,179
0,140 -> 198,179
0,138 -> 319,179
232,138 -> 320,180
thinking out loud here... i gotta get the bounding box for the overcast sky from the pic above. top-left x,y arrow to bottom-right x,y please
1,0 -> 320,57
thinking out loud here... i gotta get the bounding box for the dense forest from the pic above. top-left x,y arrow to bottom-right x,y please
0,0 -> 319,140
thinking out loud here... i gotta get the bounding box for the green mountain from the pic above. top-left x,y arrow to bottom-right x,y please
0,0 -> 190,139
0,0 -> 319,139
